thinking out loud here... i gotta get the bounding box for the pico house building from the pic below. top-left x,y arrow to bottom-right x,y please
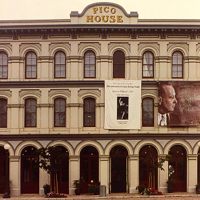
0,2 -> 200,196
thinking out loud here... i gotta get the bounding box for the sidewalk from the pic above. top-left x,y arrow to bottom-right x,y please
1,193 -> 200,200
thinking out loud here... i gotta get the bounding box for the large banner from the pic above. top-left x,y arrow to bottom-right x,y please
158,81 -> 200,126
105,80 -> 141,129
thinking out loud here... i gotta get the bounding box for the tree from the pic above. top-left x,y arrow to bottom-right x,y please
35,146 -> 68,193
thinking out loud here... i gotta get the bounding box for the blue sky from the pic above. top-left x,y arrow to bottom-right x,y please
1,0 -> 200,20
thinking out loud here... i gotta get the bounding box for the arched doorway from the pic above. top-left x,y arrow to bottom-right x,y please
80,146 -> 99,193
21,146 -> 39,194
57,146 -> 69,194
168,145 -> 187,192
139,145 -> 158,189
0,146 -> 6,194
110,145 -> 128,193
198,148 -> 200,184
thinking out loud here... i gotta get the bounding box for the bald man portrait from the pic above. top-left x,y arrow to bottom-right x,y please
158,82 -> 180,126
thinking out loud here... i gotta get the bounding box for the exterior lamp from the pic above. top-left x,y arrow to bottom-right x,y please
3,144 -> 11,198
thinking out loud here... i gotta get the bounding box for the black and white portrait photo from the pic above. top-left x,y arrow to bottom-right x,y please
117,97 -> 129,120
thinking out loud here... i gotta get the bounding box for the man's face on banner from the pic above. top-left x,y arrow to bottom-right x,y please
160,85 -> 177,113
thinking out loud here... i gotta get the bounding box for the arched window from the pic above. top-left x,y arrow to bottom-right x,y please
83,98 -> 95,127
0,52 -> 8,79
0,98 -> 7,128
113,50 -> 125,78
54,51 -> 66,78
142,51 -> 154,78
54,98 -> 66,127
84,51 -> 96,78
172,51 -> 183,78
25,98 -> 37,127
25,52 -> 37,79
142,98 -> 154,127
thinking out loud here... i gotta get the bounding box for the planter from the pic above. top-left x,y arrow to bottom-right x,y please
167,186 -> 174,193
196,185 -> 200,194
75,188 -> 81,195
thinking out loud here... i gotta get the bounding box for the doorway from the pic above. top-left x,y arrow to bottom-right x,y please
80,146 -> 99,193
168,145 -> 187,192
139,145 -> 158,189
110,145 -> 128,193
0,147 -> 6,194
21,146 -> 39,194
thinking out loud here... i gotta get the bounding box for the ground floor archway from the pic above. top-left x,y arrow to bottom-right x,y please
21,146 -> 39,194
0,146 -> 6,194
168,145 -> 187,192
110,145 -> 128,193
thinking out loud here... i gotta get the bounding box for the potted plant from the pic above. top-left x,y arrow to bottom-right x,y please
166,178 -> 176,193
136,184 -> 145,193
196,184 -> 200,194
73,178 -> 84,195
43,183 -> 50,195
88,184 -> 99,195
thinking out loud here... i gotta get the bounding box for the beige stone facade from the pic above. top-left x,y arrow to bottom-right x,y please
0,2 -> 200,196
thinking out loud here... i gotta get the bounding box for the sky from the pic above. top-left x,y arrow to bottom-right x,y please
1,0 -> 200,20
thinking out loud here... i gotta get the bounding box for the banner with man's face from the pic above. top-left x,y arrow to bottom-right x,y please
158,81 -> 200,126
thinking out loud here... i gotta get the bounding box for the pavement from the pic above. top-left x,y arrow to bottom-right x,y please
1,193 -> 200,200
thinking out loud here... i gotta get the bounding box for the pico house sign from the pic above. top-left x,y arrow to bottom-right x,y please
70,3 -> 138,24
86,6 -> 123,23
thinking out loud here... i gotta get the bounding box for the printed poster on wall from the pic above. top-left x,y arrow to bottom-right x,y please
104,80 -> 141,129
158,81 -> 200,126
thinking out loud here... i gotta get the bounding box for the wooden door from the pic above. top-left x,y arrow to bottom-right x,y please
0,147 -> 6,194
21,146 -> 39,194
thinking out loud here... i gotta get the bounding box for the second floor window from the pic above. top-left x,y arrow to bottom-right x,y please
84,98 -> 95,127
172,51 -> 183,78
54,51 -> 66,78
25,98 -> 36,127
0,98 -> 7,128
54,98 -> 66,127
25,52 -> 37,79
142,98 -> 154,127
84,51 -> 96,78
142,51 -> 154,78
0,52 -> 8,79
113,50 -> 125,78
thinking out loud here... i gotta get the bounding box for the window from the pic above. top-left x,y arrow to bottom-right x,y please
142,98 -> 154,127
54,51 -> 66,78
142,51 -> 154,78
0,52 -> 8,79
0,98 -> 7,128
84,51 -> 96,78
25,52 -> 37,79
54,98 -> 66,127
113,50 -> 125,78
25,98 -> 36,127
172,51 -> 183,78
84,98 -> 95,127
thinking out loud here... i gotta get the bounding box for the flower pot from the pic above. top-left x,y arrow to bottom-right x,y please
75,188 -> 81,195
167,185 -> 174,193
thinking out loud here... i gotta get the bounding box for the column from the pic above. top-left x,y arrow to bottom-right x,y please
39,168 -> 49,195
158,155 -> 168,193
99,155 -> 109,194
188,154 -> 197,193
9,156 -> 20,196
69,155 -> 79,195
129,155 -> 139,193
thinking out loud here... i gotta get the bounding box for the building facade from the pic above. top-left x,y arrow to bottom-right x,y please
0,2 -> 200,196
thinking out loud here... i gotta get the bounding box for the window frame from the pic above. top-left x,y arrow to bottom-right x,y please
0,52 -> 8,79
54,98 -> 66,127
142,97 -> 154,127
84,50 -> 96,78
25,51 -> 37,79
142,51 -> 154,78
83,98 -> 95,127
54,51 -> 66,78
113,50 -> 125,78
25,98 -> 37,127
0,98 -> 7,128
172,51 -> 183,79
